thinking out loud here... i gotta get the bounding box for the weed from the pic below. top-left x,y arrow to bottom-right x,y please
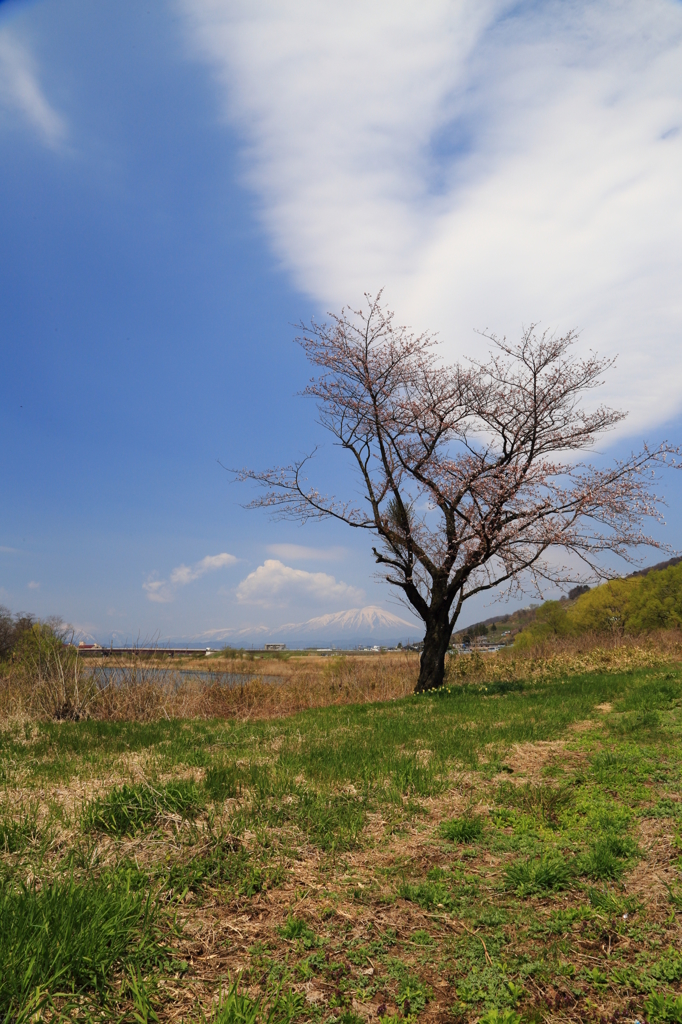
505,853 -> 574,895
332,1014 -> 363,1024
164,834 -> 250,895
256,790 -> 366,851
583,966 -> 608,989
541,906 -> 590,934
0,804 -> 38,853
277,915 -> 319,948
206,977 -> 305,1024
580,833 -> 638,880
296,952 -> 326,979
496,781 -> 572,826
474,907 -> 507,927
390,754 -> 442,796
0,875 -> 162,1019
397,976 -> 429,1016
649,948 -> 682,984
399,879 -> 453,910
439,814 -> 484,843
208,980 -> 262,1024
478,1011 -> 521,1024
505,980 -> 524,1004
205,764 -> 242,801
610,965 -> 639,990
484,680 -> 525,695
611,708 -> 662,735
588,886 -> 639,916
645,991 -> 682,1022
668,882 -> 682,909
83,780 -> 204,836
647,797 -> 682,818
4,657 -> 682,1023
297,791 -> 366,850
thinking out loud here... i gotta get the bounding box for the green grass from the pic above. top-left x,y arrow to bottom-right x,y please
579,832 -> 639,879
439,814 -> 484,843
82,780 -> 204,836
0,874 -> 162,1020
0,803 -> 38,853
207,978 -> 305,1024
277,915 -> 319,947
3,662 -> 682,1022
505,853 -> 575,895
495,781 -> 573,827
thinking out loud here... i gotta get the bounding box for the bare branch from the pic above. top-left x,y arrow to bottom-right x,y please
234,295 -> 681,690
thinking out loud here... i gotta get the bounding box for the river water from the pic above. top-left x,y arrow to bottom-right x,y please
86,666 -> 282,690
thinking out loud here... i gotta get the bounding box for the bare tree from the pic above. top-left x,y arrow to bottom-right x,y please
0,606 -> 36,662
237,295 -> 679,691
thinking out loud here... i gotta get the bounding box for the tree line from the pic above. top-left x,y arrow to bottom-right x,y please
514,560 -> 682,646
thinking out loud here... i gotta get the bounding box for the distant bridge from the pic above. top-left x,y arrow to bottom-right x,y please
76,646 -> 214,657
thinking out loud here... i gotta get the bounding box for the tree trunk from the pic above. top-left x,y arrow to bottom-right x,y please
415,612 -> 453,692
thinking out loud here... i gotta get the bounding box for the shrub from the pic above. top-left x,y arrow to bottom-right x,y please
12,621 -> 96,720
0,607 -> 36,663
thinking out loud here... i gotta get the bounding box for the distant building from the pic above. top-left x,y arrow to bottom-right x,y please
264,643 -> 286,651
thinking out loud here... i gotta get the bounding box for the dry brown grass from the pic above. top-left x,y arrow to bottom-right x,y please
2,629 -> 682,725
0,652 -> 418,724
447,627 -> 682,684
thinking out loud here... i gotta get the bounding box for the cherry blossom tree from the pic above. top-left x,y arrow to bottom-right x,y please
237,295 -> 679,692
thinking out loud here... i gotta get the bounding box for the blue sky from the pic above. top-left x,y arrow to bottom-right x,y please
1,0 -> 682,643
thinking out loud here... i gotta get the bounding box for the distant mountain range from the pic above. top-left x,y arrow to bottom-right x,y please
191,605 -> 421,647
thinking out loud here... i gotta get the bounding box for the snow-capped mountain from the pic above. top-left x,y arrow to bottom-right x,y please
191,605 -> 420,646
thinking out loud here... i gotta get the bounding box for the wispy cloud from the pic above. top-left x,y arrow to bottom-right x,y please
0,546 -> 20,554
144,552 -> 237,603
170,552 -> 238,585
236,559 -> 364,608
266,544 -> 345,562
142,577 -> 174,604
181,0 -> 682,431
0,28 -> 67,148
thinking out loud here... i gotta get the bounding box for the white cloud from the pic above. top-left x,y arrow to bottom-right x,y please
27,580 -> 40,590
170,552 -> 238,585
266,543 -> 345,561
143,577 -> 174,604
144,552 -> 237,602
180,0 -> 682,433
0,29 -> 66,147
236,559 -> 364,608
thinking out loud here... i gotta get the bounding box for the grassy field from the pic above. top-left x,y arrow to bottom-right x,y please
3,662 -> 682,1023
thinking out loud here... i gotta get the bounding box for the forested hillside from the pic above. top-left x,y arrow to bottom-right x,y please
514,559 -> 682,646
